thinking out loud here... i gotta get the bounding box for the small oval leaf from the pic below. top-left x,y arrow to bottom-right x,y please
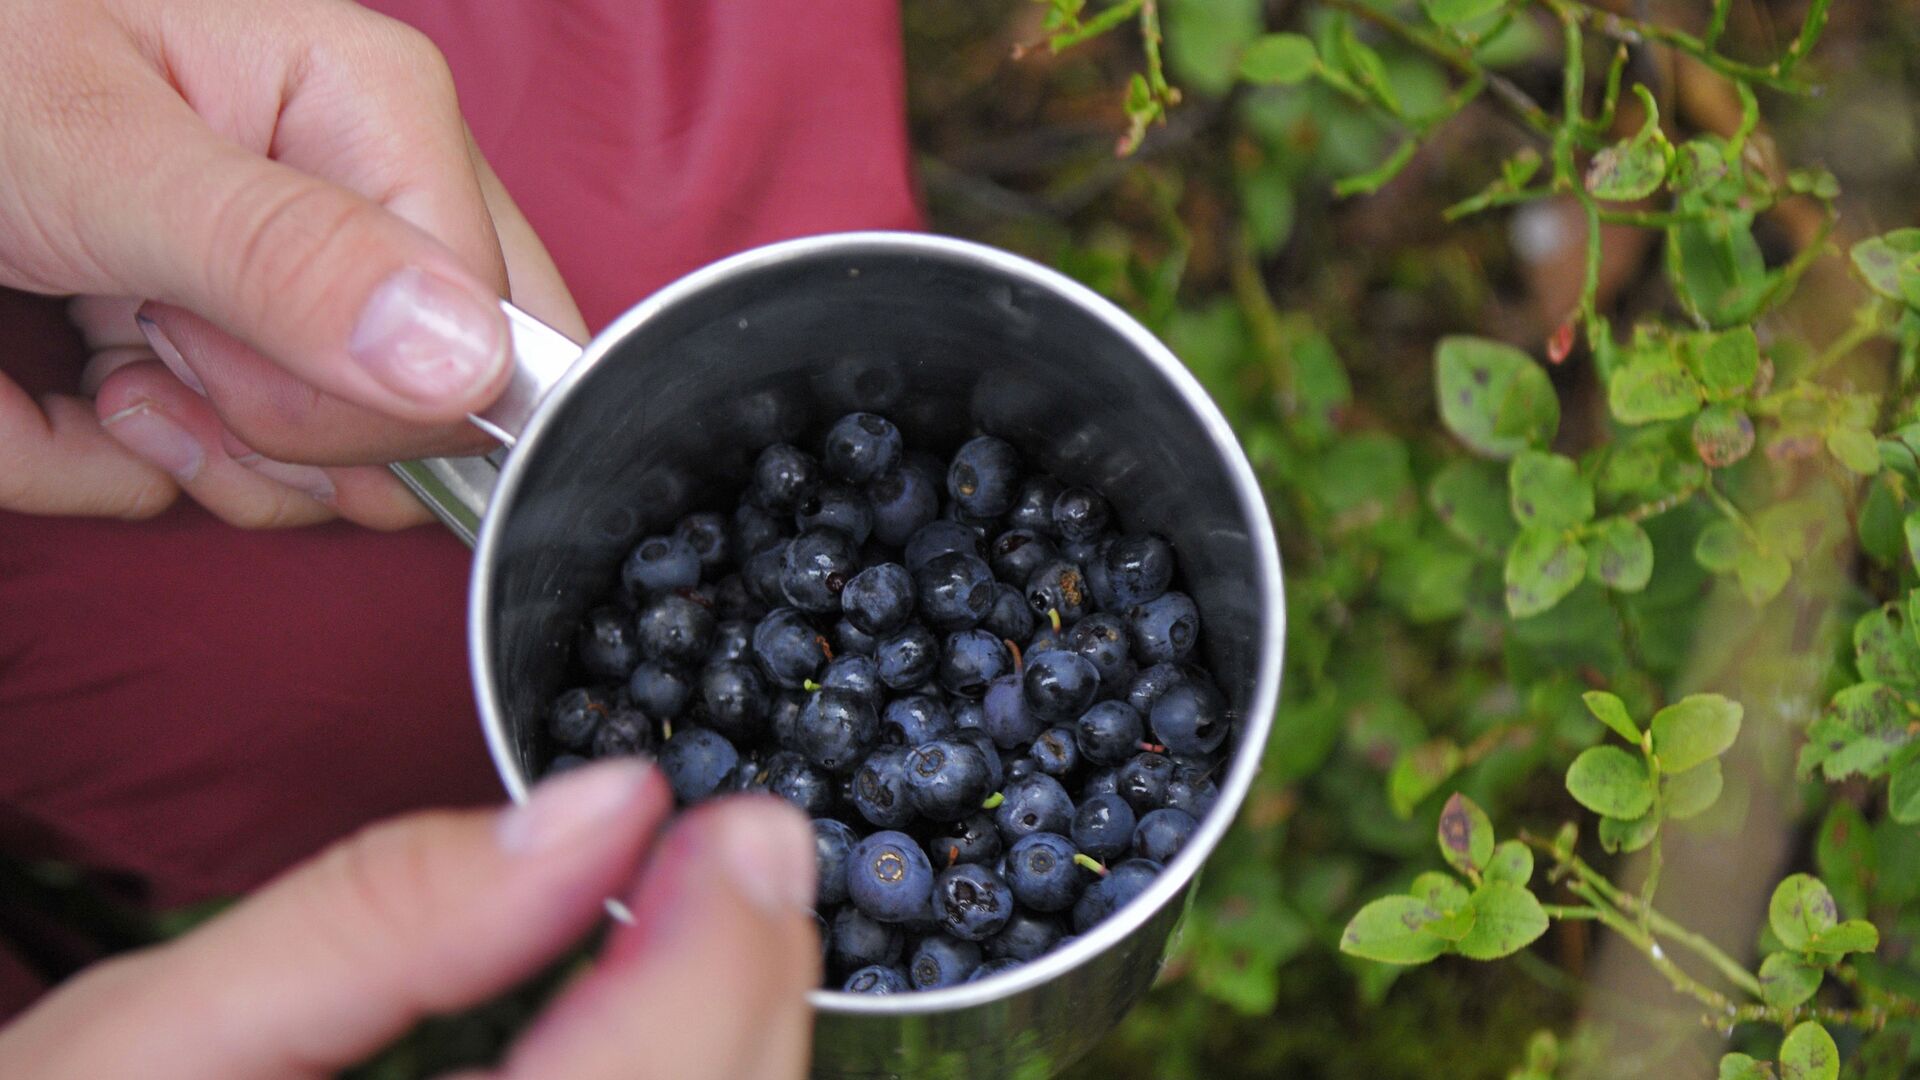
1566,745 -> 1655,819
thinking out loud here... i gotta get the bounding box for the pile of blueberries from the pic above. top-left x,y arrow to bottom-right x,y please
544,413 -> 1230,994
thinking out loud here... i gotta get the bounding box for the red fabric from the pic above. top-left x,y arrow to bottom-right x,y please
0,0 -> 919,909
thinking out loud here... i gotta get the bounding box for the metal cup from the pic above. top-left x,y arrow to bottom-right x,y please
396,232 -> 1284,1078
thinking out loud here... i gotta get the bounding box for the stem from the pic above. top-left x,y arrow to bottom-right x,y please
1046,0 -> 1145,52
1566,880 -> 1737,1013
1543,0 -> 1814,91
1808,298 -> 1894,379
1704,0 -> 1734,52
1703,480 -> 1760,544
1541,904 -> 1603,920
1138,0 -> 1175,101
1321,0 -> 1555,139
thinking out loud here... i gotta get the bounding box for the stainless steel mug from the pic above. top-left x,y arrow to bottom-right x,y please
395,232 -> 1285,1079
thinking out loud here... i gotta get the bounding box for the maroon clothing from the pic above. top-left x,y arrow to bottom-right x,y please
0,0 -> 919,1007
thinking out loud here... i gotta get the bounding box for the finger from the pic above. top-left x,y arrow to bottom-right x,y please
0,375 -> 177,518
66,295 -> 146,350
0,762 -> 670,1080
502,797 -> 820,1080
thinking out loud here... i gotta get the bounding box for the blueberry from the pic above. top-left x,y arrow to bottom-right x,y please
1130,591 -> 1200,665
1031,725 -> 1080,777
814,819 -> 858,906
547,686 -> 610,751
795,688 -> 880,774
1068,704 -> 1140,770
752,443 -> 821,513
753,607 -> 829,689
1006,832 -> 1086,912
925,812 -> 1004,870
765,753 -> 834,818
781,527 -> 859,614
1071,791 -> 1137,862
952,700 -> 986,733
904,738 -> 993,821
947,436 -> 1022,519
1104,534 -> 1174,608
696,660 -> 767,743
1083,543 -> 1121,611
1118,751 -> 1175,812
708,619 -> 754,664
1023,650 -> 1099,722
840,562 -> 915,636
1126,662 -> 1186,716
1050,487 -> 1110,544
909,935 -> 982,989
866,467 -> 939,547
673,511 -> 730,575
659,727 -> 739,804
849,830 -> 935,923
1066,612 -> 1133,691
731,501 -> 788,559
882,694 -> 954,746
814,654 -> 879,709
875,624 -> 938,690
994,774 -> 1074,844
1134,807 -> 1198,862
770,690 -> 807,749
547,753 -> 590,775
933,862 -> 1015,941
833,618 -> 878,658
1006,475 -> 1064,534
988,529 -> 1057,588
914,552 -> 995,631
982,674 -> 1041,749
577,606 -> 640,679
904,519 -> 986,573
830,906 -> 904,976
1081,768 -> 1122,800
635,592 -> 716,664
625,661 -> 695,718
591,703 -> 654,758
984,911 -> 1065,962
981,582 -> 1035,642
967,957 -> 1022,983
958,730 -> 1006,791
742,541 -> 792,608
710,574 -> 763,622
824,412 -> 904,484
1070,858 -> 1161,933
1150,679 -> 1228,756
1026,560 -> 1092,627
1165,762 -> 1220,819
724,748 -> 769,794
845,746 -> 915,828
939,628 -> 1011,698
795,485 -> 874,547
1004,754 -> 1039,783
622,534 -> 701,597
843,964 -> 911,994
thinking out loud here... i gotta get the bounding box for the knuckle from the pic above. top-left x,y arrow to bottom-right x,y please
203,176 -> 375,326
305,815 -> 448,957
206,485 -> 317,530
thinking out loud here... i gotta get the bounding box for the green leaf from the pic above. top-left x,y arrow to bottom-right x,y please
1769,874 -> 1839,952
1735,545 -> 1791,605
1238,33 -> 1318,85
1779,1021 -> 1839,1080
1340,895 -> 1449,964
1381,541 -> 1475,623
1485,840 -> 1533,887
1583,690 -> 1641,743
1509,451 -> 1593,530
1566,745 -> 1655,819
1410,872 -> 1475,941
1586,88 -> 1673,201
1436,336 -> 1559,459
1692,404 -> 1756,468
1609,355 -> 1703,424
1759,951 -> 1823,1009
1598,810 -> 1659,854
1891,753 -> 1920,824
1815,802 -> 1876,918
1163,0 -> 1264,97
1429,459 -> 1519,558
1854,605 -> 1920,688
1325,16 -> 1400,114
1717,1054 -> 1771,1080
1388,740 -> 1462,818
1437,791 -> 1494,876
1800,682 -> 1914,781
1504,527 -> 1588,618
1650,694 -> 1743,774
1587,517 -> 1654,592
1851,229 -> 1920,302
1663,758 -> 1724,820
1681,327 -> 1761,394
1454,881 -> 1549,960
1694,519 -> 1745,572
1804,918 -> 1878,956
1421,0 -> 1505,26
1828,426 -> 1882,475
1668,213 -> 1772,329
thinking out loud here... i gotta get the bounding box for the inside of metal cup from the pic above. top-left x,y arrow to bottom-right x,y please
472,236 -> 1277,1010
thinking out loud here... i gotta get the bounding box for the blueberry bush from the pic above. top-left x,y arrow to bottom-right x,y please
908,1 -> 1920,1076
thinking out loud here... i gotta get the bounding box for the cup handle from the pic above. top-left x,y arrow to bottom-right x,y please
388,301 -> 585,546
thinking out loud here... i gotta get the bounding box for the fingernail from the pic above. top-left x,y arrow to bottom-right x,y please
714,799 -> 817,916
349,267 -> 504,405
243,456 -> 337,504
498,760 -> 653,855
135,313 -> 206,396
102,402 -> 203,482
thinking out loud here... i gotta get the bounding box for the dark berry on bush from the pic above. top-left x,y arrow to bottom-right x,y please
947,436 -> 1022,519
989,528 -> 1057,588
781,527 -> 859,614
844,964 -> 911,994
1050,487 -> 1110,544
1023,650 -> 1099,722
1026,560 -> 1091,627
635,592 -> 716,665
840,562 -> 915,636
904,737 -> 993,821
1134,807 -> 1198,863
1118,752 -> 1175,812
830,907 -> 903,976
1150,679 -> 1228,756
1071,791 -> 1136,862
904,520 -> 984,572
982,673 -> 1041,749
577,606 -> 640,679
882,694 -> 954,746
1130,591 -> 1200,665
696,660 -> 767,742
1006,832 -> 1085,912
849,830 -> 935,923
659,727 -> 739,804
909,935 -> 982,989
752,443 -> 821,513
548,686 -> 610,751
795,688 -> 880,774
1031,725 -> 1080,777
753,607 -> 829,689
875,623 -> 938,690
939,628 -> 1010,698
985,910 -> 1065,962
824,412 -> 904,484
995,774 -> 1074,844
934,862 -> 1015,941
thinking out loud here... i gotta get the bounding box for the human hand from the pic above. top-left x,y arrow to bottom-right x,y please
0,761 -> 821,1079
0,0 -> 587,528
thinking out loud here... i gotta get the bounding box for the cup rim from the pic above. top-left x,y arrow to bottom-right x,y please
468,231 -> 1286,1016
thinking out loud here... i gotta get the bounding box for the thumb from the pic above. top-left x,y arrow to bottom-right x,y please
0,760 -> 670,1080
